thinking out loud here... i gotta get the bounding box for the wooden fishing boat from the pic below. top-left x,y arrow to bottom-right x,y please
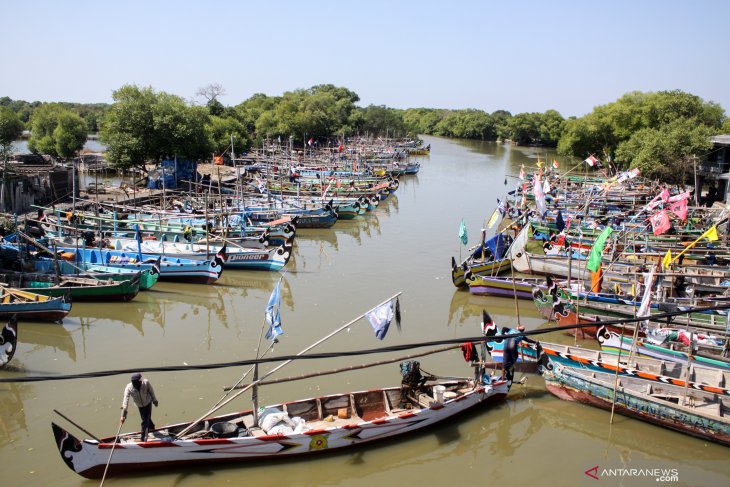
30,259 -> 159,291
451,233 -> 512,288
466,275 -> 547,299
540,362 -> 730,446
596,326 -> 730,371
0,285 -> 71,322
0,272 -> 141,302
537,341 -> 730,396
0,315 -> 18,367
52,374 -> 509,478
57,247 -> 224,284
107,238 -> 292,272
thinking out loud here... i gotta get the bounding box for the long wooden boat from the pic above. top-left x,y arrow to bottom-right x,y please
0,272 -> 141,302
107,238 -> 292,272
0,315 -> 18,367
596,326 -> 730,371
540,362 -> 730,446
465,275 -> 544,299
31,259 -> 159,291
52,375 -> 509,478
59,247 -> 224,284
0,286 -> 72,322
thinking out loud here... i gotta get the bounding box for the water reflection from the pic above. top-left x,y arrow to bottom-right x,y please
0,383 -> 29,445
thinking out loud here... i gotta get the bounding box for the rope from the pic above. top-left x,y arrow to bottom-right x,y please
3,302 -> 729,384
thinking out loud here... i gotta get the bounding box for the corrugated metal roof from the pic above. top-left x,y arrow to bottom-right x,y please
711,134 -> 730,146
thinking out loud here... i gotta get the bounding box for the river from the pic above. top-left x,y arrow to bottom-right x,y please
1,135 -> 727,486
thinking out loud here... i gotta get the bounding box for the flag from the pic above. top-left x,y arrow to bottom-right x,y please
496,198 -> 507,217
265,278 -> 283,341
536,158 -> 543,168
366,300 -> 394,340
647,188 -> 670,210
459,218 -> 468,245
649,210 -> 671,236
662,249 -> 672,270
637,268 -> 655,322
552,159 -> 559,169
533,174 -> 547,217
586,225 -> 613,272
487,208 -> 500,229
556,210 -> 566,233
668,199 -> 688,221
337,143 -> 343,153
584,155 -> 599,167
308,137 -> 313,146
519,165 -> 525,180
542,179 -> 551,194
703,225 -> 719,242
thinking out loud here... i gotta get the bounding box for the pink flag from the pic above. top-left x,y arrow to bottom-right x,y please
668,199 -> 688,221
647,188 -> 670,210
649,210 -> 671,235
519,165 -> 525,180
667,191 -> 690,203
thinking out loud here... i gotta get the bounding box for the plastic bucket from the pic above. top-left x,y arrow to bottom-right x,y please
433,385 -> 446,403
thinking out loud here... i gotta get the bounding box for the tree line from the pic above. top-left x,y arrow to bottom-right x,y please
2,87 -> 729,182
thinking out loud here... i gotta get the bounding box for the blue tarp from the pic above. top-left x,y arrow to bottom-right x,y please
470,234 -> 508,260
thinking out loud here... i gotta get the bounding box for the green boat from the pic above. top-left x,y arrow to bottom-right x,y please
0,273 -> 141,302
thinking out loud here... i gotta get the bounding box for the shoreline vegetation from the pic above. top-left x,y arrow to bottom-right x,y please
2,85 -> 730,184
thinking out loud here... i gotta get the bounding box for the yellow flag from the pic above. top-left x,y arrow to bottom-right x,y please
703,225 -> 719,242
487,209 -> 500,229
536,159 -> 543,168
662,249 -> 672,269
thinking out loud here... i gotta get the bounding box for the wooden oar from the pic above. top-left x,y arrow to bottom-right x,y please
99,419 -> 124,487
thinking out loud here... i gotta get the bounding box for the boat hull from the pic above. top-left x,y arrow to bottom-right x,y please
52,381 -> 508,479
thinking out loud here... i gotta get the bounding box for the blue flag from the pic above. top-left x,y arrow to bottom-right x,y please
458,218 -> 468,246
265,278 -> 283,341
366,301 -> 394,340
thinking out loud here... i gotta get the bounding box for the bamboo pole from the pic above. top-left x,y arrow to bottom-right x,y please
174,292 -> 403,439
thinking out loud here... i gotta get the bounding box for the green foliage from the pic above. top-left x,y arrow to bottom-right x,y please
207,115 -> 251,154
557,90 -> 725,180
27,104 -> 87,158
0,97 -> 107,131
507,111 -> 564,146
101,85 -> 213,171
721,118 -> 730,134
615,119 -> 714,183
53,111 -> 88,158
355,105 -> 407,137
0,107 -> 24,156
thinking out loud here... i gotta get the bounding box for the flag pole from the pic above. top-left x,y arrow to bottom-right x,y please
174,291 -> 403,439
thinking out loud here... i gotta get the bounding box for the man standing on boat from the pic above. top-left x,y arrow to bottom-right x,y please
502,325 -> 537,384
120,372 -> 159,442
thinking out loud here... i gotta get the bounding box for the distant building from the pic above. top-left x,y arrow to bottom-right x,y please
696,134 -> 730,205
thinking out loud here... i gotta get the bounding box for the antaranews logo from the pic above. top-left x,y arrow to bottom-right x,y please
584,466 -> 679,482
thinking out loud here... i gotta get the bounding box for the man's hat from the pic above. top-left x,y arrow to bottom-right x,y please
131,373 -> 142,381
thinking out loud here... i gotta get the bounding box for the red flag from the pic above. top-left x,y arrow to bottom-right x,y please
649,210 -> 671,235
337,143 -> 343,153
668,199 -> 688,221
552,159 -> 559,169
308,137 -> 313,146
584,155 -> 599,167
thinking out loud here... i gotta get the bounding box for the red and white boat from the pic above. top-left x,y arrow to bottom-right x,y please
52,375 -> 509,478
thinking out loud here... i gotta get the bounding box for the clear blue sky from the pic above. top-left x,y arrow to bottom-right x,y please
2,0 -> 728,117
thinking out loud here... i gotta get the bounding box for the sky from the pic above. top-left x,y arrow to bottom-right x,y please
2,0 -> 728,117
